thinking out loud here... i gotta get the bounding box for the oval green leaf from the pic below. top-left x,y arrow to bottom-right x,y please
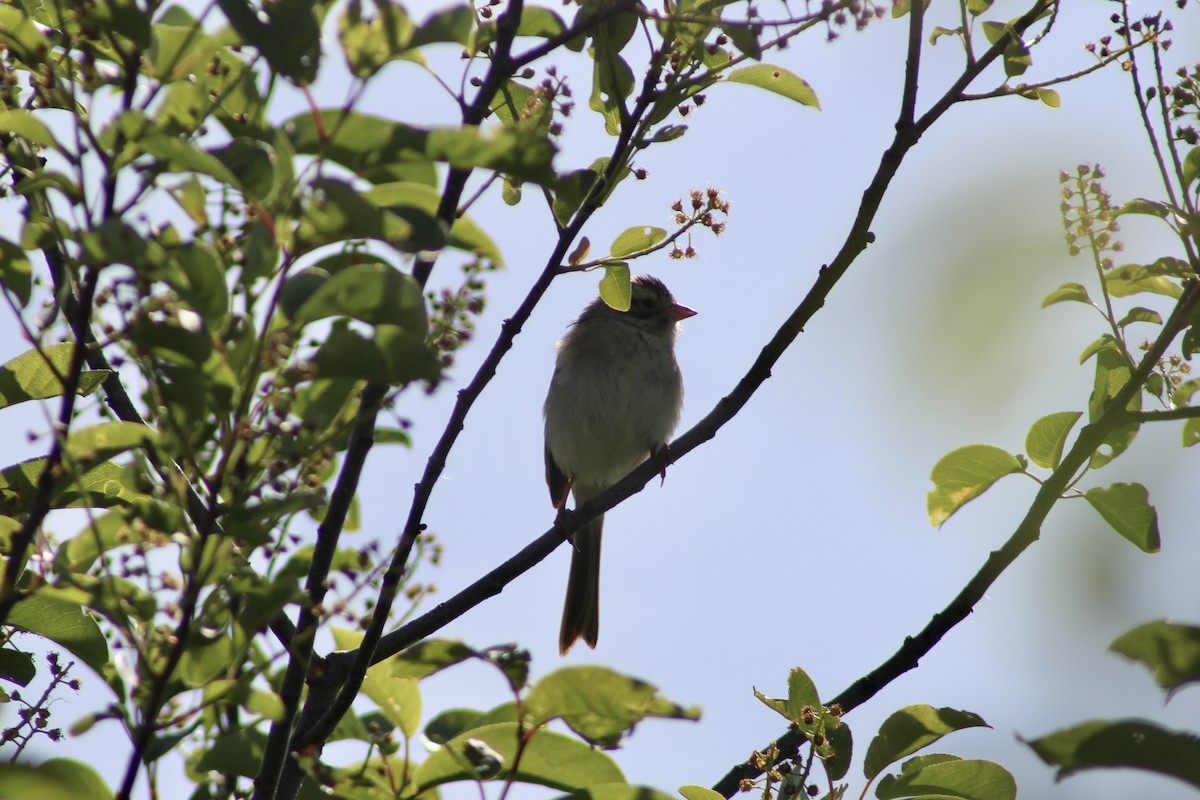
599,263 -> 632,312
1110,620 -> 1200,694
1024,411 -> 1082,470
0,109 -> 58,148
876,754 -> 1015,800
679,786 -> 725,800
786,666 -> 821,720
412,722 -> 625,791
609,226 -> 667,259
525,665 -> 699,748
0,759 -> 113,800
725,64 -> 820,108
1041,282 -> 1091,308
1026,718 -> 1200,789
864,705 -> 990,781
293,262 -> 427,331
1184,145 -> 1200,189
1117,306 -> 1163,328
1084,483 -> 1160,553
927,445 -> 1023,526
0,344 -> 109,409
7,592 -> 109,678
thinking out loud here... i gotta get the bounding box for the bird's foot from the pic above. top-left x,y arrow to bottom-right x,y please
654,444 -> 671,486
554,508 -> 580,550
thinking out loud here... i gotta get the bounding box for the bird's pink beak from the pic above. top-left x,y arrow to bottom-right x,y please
668,303 -> 697,322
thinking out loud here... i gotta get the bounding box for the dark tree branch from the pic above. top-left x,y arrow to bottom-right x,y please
0,269 -> 97,624
251,382 -> 387,800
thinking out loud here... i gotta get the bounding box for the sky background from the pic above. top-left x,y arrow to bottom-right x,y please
4,0 -> 1200,798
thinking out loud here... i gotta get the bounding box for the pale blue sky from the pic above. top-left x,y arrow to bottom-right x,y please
6,1 -> 1200,798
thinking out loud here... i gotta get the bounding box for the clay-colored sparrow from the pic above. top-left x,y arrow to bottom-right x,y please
544,275 -> 695,654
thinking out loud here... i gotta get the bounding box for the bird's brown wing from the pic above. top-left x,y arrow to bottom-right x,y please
545,443 -> 573,509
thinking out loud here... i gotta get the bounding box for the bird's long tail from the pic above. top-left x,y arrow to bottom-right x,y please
559,513 -> 603,655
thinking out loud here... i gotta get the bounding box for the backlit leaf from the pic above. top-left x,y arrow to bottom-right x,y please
726,64 -> 820,108
1084,483 -> 1160,552
927,445 -> 1023,526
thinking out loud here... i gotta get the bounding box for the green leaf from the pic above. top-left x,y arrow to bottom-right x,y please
409,5 -> 475,48
284,111 -> 557,187
1183,146 -> 1200,189
876,754 -> 1015,800
339,0 -> 415,78
585,13 -> 637,135
390,639 -> 476,679
180,633 -> 235,688
1041,282 -> 1091,307
753,667 -> 823,724
412,722 -> 625,790
980,21 -> 1031,76
518,6 -> 567,38
292,261 -> 427,331
0,6 -> 52,68
552,159 -> 612,226
1105,261 -> 1185,299
0,647 -> 36,686
214,0 -> 320,83
1078,334 -> 1120,365
787,666 -> 821,720
929,26 -> 962,44
0,457 -> 146,516
1116,306 -> 1163,328
1110,620 -> 1200,695
561,787 -> 680,800
1087,346 -> 1139,469
280,268 -> 331,321
0,237 -> 32,307
165,242 -> 230,325
364,182 -> 503,264
423,708 -> 485,746
967,0 -> 994,15
1025,719 -> 1200,790
927,446 -> 1023,526
0,759 -> 113,800
311,321 -> 440,384
598,263 -> 632,312
1117,198 -> 1173,218
680,786 -> 726,800
196,728 -> 268,777
525,666 -> 700,748
891,0 -> 931,18
1035,87 -> 1061,108
721,23 -> 762,59
725,64 -> 820,108
7,592 -> 109,678
823,718 -> 854,781
1184,418 -> 1200,448
0,344 -> 109,409
210,138 -> 276,203
609,226 -> 668,259
0,109 -> 58,148
864,705 -> 990,781
1084,483 -> 1160,553
293,177 -> 446,255
65,422 -> 157,467
1025,411 -> 1082,470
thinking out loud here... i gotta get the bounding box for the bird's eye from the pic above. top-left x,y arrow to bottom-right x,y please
639,297 -> 655,309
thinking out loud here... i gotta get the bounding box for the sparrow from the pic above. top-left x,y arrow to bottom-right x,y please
543,275 -> 695,654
